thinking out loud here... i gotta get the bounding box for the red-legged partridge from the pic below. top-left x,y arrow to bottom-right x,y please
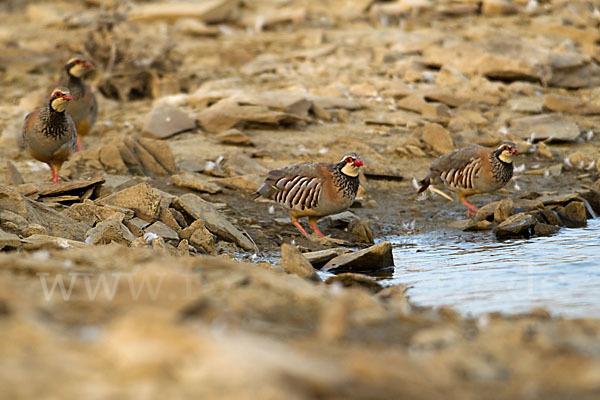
255,153 -> 364,237
48,56 -> 97,150
418,142 -> 518,214
23,87 -> 77,184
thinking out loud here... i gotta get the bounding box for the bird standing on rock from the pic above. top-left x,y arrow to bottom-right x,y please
255,153 -> 364,237
48,56 -> 97,150
417,142 -> 518,215
23,87 -> 77,184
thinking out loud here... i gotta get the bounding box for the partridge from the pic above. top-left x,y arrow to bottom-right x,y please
417,142 -> 518,214
255,153 -> 364,237
48,55 -> 97,150
23,87 -> 77,184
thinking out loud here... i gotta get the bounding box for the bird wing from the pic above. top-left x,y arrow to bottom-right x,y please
261,162 -> 329,210
67,113 -> 78,151
430,146 -> 485,174
20,110 -> 36,149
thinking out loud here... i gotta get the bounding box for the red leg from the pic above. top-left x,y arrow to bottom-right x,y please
50,167 -> 58,184
308,218 -> 325,237
291,217 -> 309,236
464,208 -> 477,216
462,199 -> 479,212
77,139 -> 82,152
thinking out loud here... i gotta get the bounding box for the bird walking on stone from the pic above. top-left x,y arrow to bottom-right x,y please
48,55 -> 97,151
255,153 -> 364,237
417,142 -> 518,215
23,87 -> 77,184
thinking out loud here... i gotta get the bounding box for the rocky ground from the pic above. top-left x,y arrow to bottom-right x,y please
1,0 -> 600,398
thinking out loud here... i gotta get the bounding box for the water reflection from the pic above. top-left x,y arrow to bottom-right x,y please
385,219 -> 600,317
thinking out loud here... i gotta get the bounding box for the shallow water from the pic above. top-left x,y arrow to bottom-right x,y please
385,219 -> 600,318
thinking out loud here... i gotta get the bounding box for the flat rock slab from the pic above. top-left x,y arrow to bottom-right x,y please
21,234 -> 88,250
508,114 -> 580,142
173,193 -> 254,251
143,103 -> 196,139
0,229 -> 21,250
98,183 -> 162,222
172,172 -> 222,194
145,221 -> 180,241
129,0 -> 239,23
85,218 -> 136,245
302,248 -> 351,268
38,178 -> 105,198
493,213 -> 537,238
216,129 -> 254,146
322,241 -> 394,273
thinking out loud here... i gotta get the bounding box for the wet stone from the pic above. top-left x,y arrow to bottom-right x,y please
557,201 -> 587,228
323,241 -> 394,273
493,213 -> 537,238
534,222 -> 560,237
463,220 -> 493,232
494,198 -> 514,223
475,201 -> 499,222
302,248 -> 351,269
540,209 -> 562,226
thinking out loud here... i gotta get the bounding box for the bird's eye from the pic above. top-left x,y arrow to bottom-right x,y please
55,92 -> 62,97
75,59 -> 82,64
346,157 -> 352,162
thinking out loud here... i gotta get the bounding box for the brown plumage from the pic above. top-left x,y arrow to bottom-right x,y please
255,153 -> 364,237
417,142 -> 518,214
47,56 -> 97,150
23,87 -> 77,184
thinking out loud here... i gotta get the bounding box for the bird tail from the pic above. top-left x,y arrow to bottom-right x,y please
253,183 -> 274,200
417,175 -> 431,194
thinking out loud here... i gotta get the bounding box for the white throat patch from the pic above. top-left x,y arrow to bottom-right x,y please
51,98 -> 68,112
69,64 -> 85,78
341,163 -> 360,177
498,151 -> 513,163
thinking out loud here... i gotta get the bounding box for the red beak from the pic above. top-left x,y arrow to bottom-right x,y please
63,94 -> 73,101
83,61 -> 93,68
511,148 -> 518,155
353,159 -> 364,167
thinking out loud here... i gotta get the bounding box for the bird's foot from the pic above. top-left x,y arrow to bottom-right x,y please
464,208 -> 477,216
292,220 -> 310,237
50,167 -> 59,185
308,221 -> 325,237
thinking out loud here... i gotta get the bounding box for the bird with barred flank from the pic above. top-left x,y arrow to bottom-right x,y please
47,55 -> 97,151
417,142 -> 518,215
23,87 -> 77,184
255,153 -> 364,237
